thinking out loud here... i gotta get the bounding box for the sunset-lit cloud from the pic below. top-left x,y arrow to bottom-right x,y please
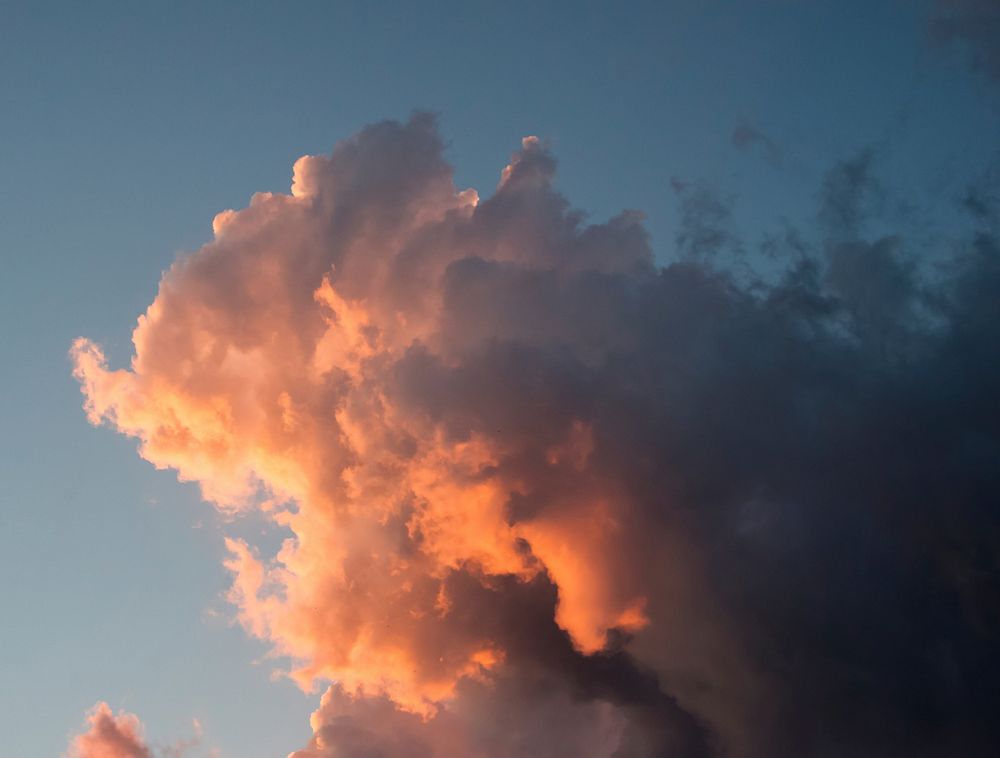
66,702 -> 151,758
73,114 -> 1000,756
70,115 -> 658,714
66,702 -> 207,758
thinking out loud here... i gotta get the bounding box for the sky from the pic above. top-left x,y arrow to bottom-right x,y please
1,1 -> 1000,756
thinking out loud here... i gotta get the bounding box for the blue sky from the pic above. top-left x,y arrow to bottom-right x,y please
2,2 -> 999,755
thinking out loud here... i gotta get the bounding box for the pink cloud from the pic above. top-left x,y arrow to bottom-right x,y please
66,702 -> 151,758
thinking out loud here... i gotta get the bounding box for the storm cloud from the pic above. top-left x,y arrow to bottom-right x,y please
72,113 -> 1000,757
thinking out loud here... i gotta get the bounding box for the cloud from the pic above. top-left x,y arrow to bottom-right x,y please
66,702 -> 151,758
930,0 -> 1000,79
73,114 -> 1000,757
288,677 -> 624,758
66,702 -> 207,758
731,123 -> 782,168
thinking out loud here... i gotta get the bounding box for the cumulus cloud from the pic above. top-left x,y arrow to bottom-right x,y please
66,702 -> 207,758
66,702 -> 151,758
73,114 -> 1000,757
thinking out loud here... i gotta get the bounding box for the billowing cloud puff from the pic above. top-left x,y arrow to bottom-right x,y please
74,114 -> 1000,757
66,702 -> 151,758
66,702 -> 206,758
71,115 -> 657,707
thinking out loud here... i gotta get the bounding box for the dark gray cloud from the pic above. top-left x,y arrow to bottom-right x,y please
373,131 -> 1000,757
930,0 -> 1000,79
291,572 -> 712,758
731,123 -> 783,168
